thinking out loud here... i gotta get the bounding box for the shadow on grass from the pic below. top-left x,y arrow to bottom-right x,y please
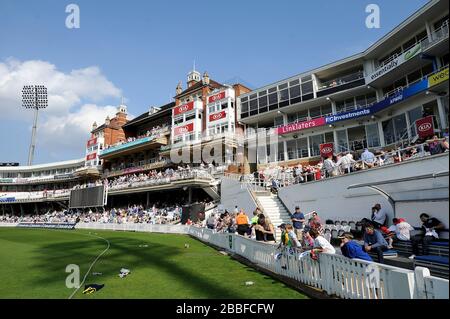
31,233 -> 251,299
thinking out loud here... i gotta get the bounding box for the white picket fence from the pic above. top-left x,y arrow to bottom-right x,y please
188,227 -> 449,299
0,222 -> 447,299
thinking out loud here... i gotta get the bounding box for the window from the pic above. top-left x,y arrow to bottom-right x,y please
221,102 -> 228,110
309,134 -> 324,157
365,123 -> 380,148
289,85 -> 301,99
286,140 -> 297,160
297,110 -> 309,122
322,104 -> 332,115
383,113 -> 407,145
408,106 -> 423,137
185,113 -> 195,122
296,138 -> 308,158
336,129 -> 348,153
301,81 -> 313,95
274,116 -> 284,127
309,106 -> 321,118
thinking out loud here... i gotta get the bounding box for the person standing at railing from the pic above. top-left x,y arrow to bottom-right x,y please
291,206 -> 305,242
323,155 -> 336,178
309,228 -> 336,258
336,152 -> 356,175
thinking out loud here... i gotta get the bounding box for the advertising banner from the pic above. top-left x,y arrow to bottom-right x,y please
366,43 -> 422,83
174,123 -> 194,136
320,143 -> 334,158
325,108 -> 372,124
428,67 -> 449,88
86,153 -> 97,161
0,197 -> 15,203
276,117 -> 326,135
87,137 -> 97,147
173,101 -> 194,116
416,116 -> 435,139
208,91 -> 226,104
209,110 -> 227,122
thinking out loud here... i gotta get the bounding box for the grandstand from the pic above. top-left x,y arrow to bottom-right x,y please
0,0 -> 449,299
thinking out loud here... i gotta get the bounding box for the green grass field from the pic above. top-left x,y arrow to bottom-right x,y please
0,228 -> 307,299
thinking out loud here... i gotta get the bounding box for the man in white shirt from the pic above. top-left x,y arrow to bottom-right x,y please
336,153 -> 356,174
386,218 -> 414,249
310,228 -> 336,254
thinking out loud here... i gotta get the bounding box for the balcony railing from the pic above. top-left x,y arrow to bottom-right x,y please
318,71 -> 365,91
422,20 -> 449,51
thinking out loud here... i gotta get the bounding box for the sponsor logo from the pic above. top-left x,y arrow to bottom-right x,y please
325,109 -> 371,124
428,67 -> 449,88
87,138 -> 97,147
277,118 -> 326,135
174,123 -> 194,136
418,122 -> 432,132
209,111 -> 226,122
404,44 -> 421,61
173,102 -> 194,116
0,197 -> 15,203
86,153 -> 97,161
321,147 -> 333,154
208,91 -> 226,103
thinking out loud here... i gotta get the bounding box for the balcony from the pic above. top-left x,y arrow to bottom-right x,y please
316,71 -> 365,97
100,131 -> 169,159
104,158 -> 170,178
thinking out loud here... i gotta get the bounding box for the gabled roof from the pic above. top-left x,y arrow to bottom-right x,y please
176,80 -> 224,98
122,101 -> 175,129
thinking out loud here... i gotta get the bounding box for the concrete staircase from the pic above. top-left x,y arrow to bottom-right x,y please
256,194 -> 292,241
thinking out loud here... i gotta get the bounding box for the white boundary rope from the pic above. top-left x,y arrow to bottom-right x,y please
67,231 -> 110,299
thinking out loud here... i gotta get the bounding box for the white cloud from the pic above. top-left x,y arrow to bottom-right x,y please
0,59 -> 125,162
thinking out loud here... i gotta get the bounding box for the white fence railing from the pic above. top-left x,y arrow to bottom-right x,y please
188,227 -> 449,300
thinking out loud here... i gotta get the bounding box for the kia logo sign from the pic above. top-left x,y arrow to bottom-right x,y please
208,92 -> 226,103
418,123 -> 432,132
321,147 -> 333,154
173,102 -> 194,115
210,111 -> 226,122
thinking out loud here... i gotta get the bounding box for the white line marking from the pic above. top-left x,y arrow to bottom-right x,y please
67,232 -> 110,299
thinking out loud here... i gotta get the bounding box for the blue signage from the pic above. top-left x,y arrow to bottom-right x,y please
100,136 -> 154,156
0,197 -> 15,203
325,78 -> 428,124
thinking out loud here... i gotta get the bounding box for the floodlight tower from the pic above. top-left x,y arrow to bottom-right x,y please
22,85 -> 48,166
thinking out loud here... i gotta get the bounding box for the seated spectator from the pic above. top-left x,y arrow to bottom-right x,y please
206,213 -> 216,230
236,209 -> 250,236
428,135 -> 449,155
386,218 -> 414,248
363,225 -> 389,263
361,148 -> 376,168
339,232 -> 372,262
309,228 -> 336,255
254,215 -> 276,244
371,203 -> 387,228
410,213 -> 445,259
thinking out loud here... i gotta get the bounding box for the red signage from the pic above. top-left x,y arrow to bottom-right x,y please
209,110 -> 227,122
276,117 -> 326,135
87,137 -> 97,147
174,123 -> 194,136
208,91 -> 226,104
320,143 -> 334,158
416,116 -> 434,139
86,153 -> 97,161
173,101 -> 194,116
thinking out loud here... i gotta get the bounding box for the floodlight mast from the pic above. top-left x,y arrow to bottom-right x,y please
22,85 -> 48,166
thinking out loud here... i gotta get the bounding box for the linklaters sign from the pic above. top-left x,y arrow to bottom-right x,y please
366,43 -> 422,83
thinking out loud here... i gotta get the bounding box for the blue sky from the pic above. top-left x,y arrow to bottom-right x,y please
0,0 -> 429,165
